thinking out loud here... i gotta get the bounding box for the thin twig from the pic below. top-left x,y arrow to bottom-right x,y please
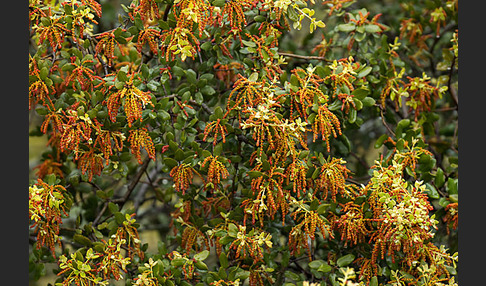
434,106 -> 458,112
279,52 -> 332,62
87,35 -> 109,75
92,202 -> 108,227
189,99 -> 212,114
134,167 -> 159,212
112,157 -> 152,207
376,104 -> 396,137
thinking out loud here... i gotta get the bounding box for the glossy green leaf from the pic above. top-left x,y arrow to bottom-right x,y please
357,66 -> 372,78
219,252 -> 229,268
337,254 -> 355,267
163,157 -> 179,168
338,23 -> 356,32
194,250 -> 210,261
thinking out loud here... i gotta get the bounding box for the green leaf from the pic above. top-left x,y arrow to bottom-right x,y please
287,6 -> 299,21
318,263 -> 332,273
362,97 -> 376,107
397,119 -> 410,129
194,250 -> 210,261
364,24 -> 382,33
425,183 -> 440,199
201,85 -> 216,96
108,202 -> 119,214
450,194 -> 458,203
254,15 -> 266,22
218,266 -> 227,279
248,72 -> 259,82
396,138 -> 405,151
328,100 -> 342,111
171,258 -> 186,267
61,63 -> 75,72
201,41 -> 212,51
241,40 -> 256,48
134,17 -> 144,30
39,67 -> 49,81
214,106 -> 224,119
284,271 -> 301,281
235,270 -> 250,280
219,236 -> 234,245
73,234 -> 93,247
117,70 -> 129,82
370,276 -> 378,286
338,23 -> 356,32
212,0 -> 225,7
186,69 -> 197,84
195,261 -> 208,270
315,20 -> 326,28
309,259 -> 324,269
147,82 -> 158,91
352,98 -> 363,110
374,134 -> 388,149
219,252 -> 229,268
174,149 -> 186,161
435,168 -> 445,188
316,203 -> 330,215
348,108 -> 357,123
336,254 -> 355,267
35,107 -> 48,116
309,199 -> 319,211
115,36 -> 127,44
447,178 -> 458,195
247,171 -> 264,178
227,223 -> 238,237
128,25 -> 139,36
351,87 -> 370,100
444,265 -> 457,275
40,17 -> 50,26
213,143 -> 223,156
355,32 -> 366,42
357,66 -> 372,78
158,110 -> 171,121
163,157 -> 179,168
45,174 -> 57,185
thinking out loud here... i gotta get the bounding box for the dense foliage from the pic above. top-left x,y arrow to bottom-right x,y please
29,0 -> 458,285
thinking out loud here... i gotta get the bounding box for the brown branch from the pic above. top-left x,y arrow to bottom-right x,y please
278,52 -> 332,62
92,202 -> 109,227
133,168 -> 159,211
434,106 -> 458,112
112,157 -> 152,207
376,104 -> 396,137
86,35 -> 109,75
163,3 -> 172,22
189,99 -> 212,114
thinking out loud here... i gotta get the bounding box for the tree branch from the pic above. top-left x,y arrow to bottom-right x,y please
189,99 -> 212,114
163,3 -> 172,22
376,104 -> 396,137
92,202 -> 108,227
112,157 -> 152,208
279,52 -> 332,62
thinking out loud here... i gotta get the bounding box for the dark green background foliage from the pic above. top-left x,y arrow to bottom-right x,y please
29,0 -> 458,285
